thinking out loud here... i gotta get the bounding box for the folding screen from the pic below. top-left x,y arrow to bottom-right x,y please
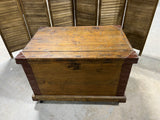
19,0 -> 51,37
75,0 -> 98,26
123,0 -> 159,55
99,0 -> 126,25
0,0 -> 159,58
48,0 -> 74,26
0,0 -> 30,56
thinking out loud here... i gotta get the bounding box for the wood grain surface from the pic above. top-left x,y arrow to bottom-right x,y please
23,26 -> 135,59
99,0 -> 126,25
75,0 -> 98,26
19,0 -> 51,37
123,0 -> 159,55
29,60 -> 123,96
0,0 -> 30,52
48,0 -> 74,26
32,95 -> 126,102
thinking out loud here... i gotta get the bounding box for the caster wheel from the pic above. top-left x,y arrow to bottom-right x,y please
39,100 -> 44,103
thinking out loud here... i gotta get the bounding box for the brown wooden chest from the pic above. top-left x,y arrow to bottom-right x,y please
16,26 -> 138,103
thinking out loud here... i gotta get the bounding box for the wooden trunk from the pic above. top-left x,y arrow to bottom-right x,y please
16,26 -> 138,103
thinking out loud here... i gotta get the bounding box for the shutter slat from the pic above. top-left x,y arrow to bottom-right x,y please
0,0 -> 30,53
19,0 -> 51,37
49,0 -> 74,27
100,0 -> 126,25
123,0 -> 159,55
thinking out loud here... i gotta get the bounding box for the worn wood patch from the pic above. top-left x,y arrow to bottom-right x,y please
19,0 -> 51,37
99,0 -> 126,25
48,0 -> 74,26
123,0 -> 159,55
23,26 -> 132,55
0,0 -> 30,52
117,63 -> 132,96
16,52 -> 41,95
75,0 -> 98,26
